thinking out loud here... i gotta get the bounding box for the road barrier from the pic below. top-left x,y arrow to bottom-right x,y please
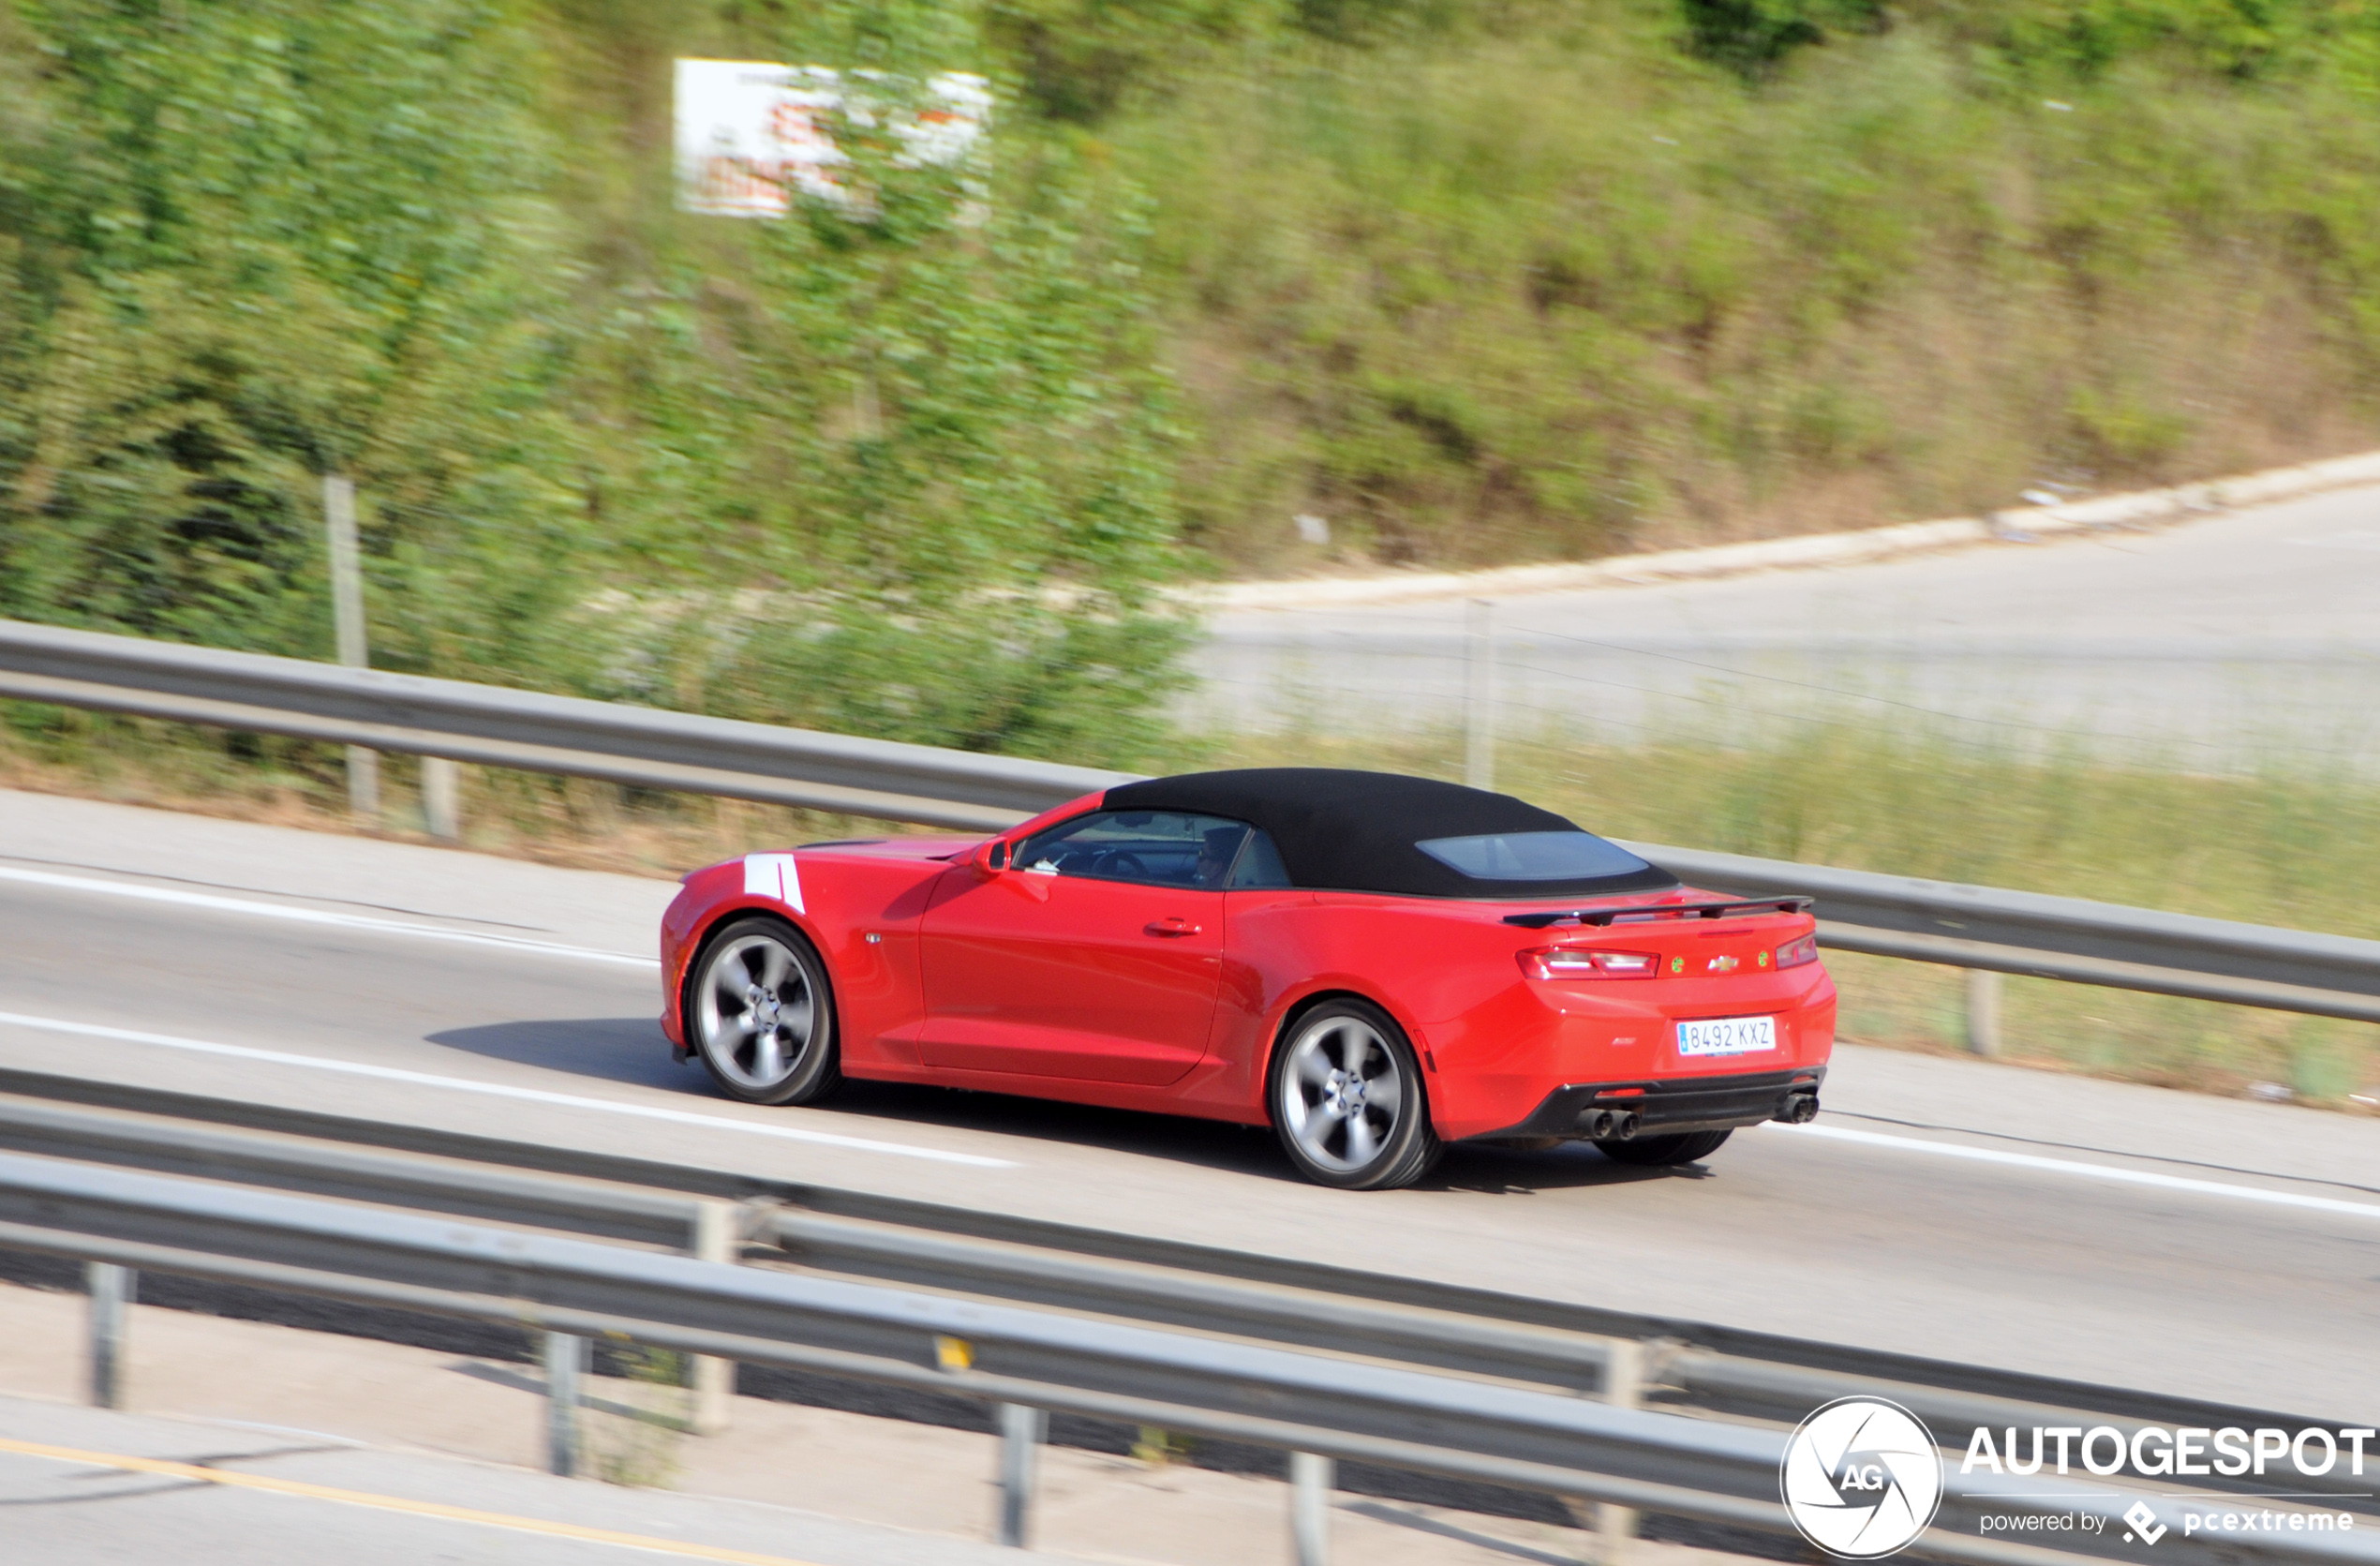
0,1132 -> 2371,1566
0,618 -> 1119,831
0,1069 -> 2372,1555
2,616 -> 2377,1032
1626,843 -> 2380,1028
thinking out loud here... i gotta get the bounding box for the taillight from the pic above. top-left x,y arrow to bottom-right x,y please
1774,932 -> 1819,969
1519,947 -> 1658,980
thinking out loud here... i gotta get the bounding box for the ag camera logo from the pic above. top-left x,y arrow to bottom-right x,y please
1781,1396 -> 1947,1559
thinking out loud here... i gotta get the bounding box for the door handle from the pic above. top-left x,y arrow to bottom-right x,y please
1143,917 -> 1202,937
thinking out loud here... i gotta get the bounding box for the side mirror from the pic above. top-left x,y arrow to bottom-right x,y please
970,838 -> 1010,878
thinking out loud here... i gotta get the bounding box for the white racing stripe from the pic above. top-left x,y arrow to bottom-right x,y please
0,1010 -> 1017,1170
1778,1121 -> 2380,1221
0,865 -> 655,968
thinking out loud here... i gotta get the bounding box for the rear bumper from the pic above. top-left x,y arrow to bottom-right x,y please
1474,1066 -> 1826,1141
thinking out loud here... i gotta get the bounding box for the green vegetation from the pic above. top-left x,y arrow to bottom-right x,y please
0,0 -> 1186,768
585,1338 -> 691,1488
1126,7 -> 2380,569
8,0 -> 2380,748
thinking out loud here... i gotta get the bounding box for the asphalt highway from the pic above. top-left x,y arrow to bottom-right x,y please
1190,481 -> 2380,768
2,792 -> 2375,1422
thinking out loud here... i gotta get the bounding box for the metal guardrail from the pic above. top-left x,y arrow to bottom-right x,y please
0,1146 -> 2373,1566
0,618 -> 1122,831
4,615 -> 2378,1021
0,1068 -> 2370,1521
1625,844 -> 2380,1025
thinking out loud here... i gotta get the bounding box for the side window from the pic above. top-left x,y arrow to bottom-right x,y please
1227,828 -> 1294,889
1014,812 -> 1252,889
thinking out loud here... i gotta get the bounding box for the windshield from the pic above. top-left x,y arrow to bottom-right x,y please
1013,811 -> 1252,888
1414,829 -> 1654,883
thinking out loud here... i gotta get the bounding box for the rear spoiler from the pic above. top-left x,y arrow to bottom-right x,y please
1502,895 -> 1813,930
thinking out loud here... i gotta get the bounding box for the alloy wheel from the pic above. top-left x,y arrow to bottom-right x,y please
1279,1012 -> 1406,1174
695,932 -> 821,1093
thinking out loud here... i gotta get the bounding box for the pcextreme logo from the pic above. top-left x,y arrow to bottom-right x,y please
1780,1397 -> 1947,1559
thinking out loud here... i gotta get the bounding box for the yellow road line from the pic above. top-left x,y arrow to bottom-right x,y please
0,1435 -> 829,1564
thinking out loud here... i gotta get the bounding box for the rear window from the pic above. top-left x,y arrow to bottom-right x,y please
1414,830 -> 1653,883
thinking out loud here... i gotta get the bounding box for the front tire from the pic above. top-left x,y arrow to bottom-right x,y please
1598,1128 -> 1732,1166
1269,1000 -> 1441,1190
684,917 -> 842,1106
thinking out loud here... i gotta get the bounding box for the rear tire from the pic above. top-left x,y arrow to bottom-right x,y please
683,917 -> 843,1106
1269,1000 -> 1441,1191
1598,1128 -> 1732,1166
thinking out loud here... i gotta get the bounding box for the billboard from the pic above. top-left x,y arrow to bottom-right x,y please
674,58 -> 989,218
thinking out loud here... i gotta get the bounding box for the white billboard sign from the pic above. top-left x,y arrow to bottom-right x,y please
674,58 -> 989,218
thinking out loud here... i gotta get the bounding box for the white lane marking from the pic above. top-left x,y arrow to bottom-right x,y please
1778,1122 -> 2380,1220
0,865 -> 655,968
0,1010 -> 1017,1170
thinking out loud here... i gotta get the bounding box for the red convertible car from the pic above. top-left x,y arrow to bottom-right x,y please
660,768 -> 1835,1189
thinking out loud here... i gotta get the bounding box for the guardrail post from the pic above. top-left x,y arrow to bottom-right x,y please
321,473 -> 379,822
545,1330 -> 586,1477
689,1201 -> 736,1435
1596,1339 -> 1644,1563
1291,1451 -> 1333,1566
1966,968 -> 2003,1057
996,1401 -> 1046,1547
421,757 -> 461,841
87,1261 -> 133,1409
1465,598 -> 1498,791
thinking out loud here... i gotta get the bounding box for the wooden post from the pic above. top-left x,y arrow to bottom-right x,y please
689,1201 -> 736,1435
87,1262 -> 133,1409
1597,1340 -> 1643,1564
545,1330 -> 585,1477
322,474 -> 379,821
996,1402 -> 1046,1546
1966,968 -> 2004,1057
421,757 -> 461,841
1465,598 -> 1498,791
1291,1451 -> 1334,1566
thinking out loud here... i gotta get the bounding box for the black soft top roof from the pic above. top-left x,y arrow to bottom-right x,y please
1100,768 -> 1680,900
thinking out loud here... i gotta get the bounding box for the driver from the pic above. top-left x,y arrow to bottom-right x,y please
1195,826 -> 1245,888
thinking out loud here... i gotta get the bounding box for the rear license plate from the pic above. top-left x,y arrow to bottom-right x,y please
1676,1016 -> 1778,1056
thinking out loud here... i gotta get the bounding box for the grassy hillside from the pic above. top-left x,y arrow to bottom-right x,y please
1119,7 -> 2380,569
6,0 -> 2380,760
0,0 -> 1188,770
550,0 -> 2380,574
